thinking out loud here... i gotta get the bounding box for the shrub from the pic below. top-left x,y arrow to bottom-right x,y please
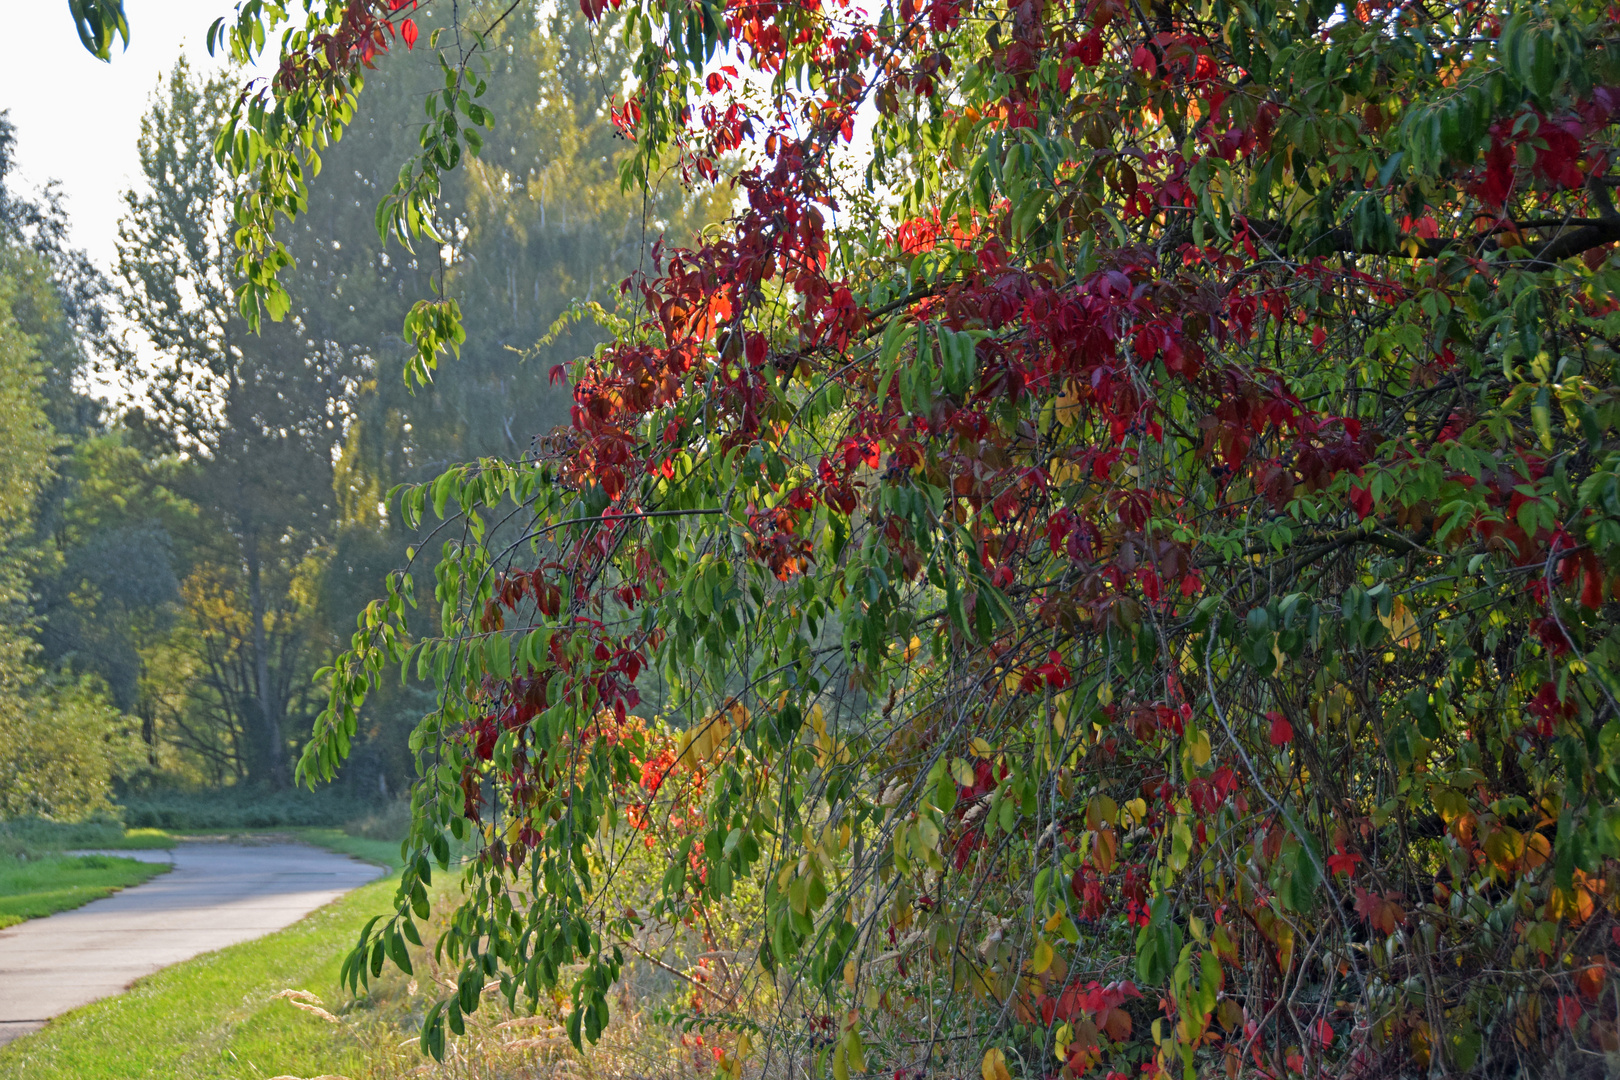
118,786 -> 379,831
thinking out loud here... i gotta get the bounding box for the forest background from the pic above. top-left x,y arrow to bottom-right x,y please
0,1 -> 709,824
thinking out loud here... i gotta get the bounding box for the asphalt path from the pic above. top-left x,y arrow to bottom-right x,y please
0,841 -> 384,1046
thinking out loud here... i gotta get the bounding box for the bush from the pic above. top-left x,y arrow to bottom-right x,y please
0,665 -> 135,823
117,785 -> 380,831
0,816 -> 119,857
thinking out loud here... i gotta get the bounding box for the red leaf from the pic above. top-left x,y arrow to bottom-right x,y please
1326,839 -> 1362,876
1581,552 -> 1605,609
1480,138 -> 1514,206
1077,31 -> 1102,66
1131,45 -> 1157,78
1267,711 -> 1293,746
1313,1018 -> 1334,1047
401,17 -> 418,48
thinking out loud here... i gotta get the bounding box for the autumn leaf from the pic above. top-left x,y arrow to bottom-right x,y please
1267,712 -> 1294,746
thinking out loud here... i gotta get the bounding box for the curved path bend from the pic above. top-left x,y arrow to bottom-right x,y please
0,841 -> 384,1046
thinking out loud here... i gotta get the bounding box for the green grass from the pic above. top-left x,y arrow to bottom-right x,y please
92,827 -> 176,850
287,827 -> 404,870
0,853 -> 171,928
0,827 -> 650,1080
0,828 -> 429,1079
0,819 -> 176,857
0,870 -> 427,1079
0,824 -> 487,1079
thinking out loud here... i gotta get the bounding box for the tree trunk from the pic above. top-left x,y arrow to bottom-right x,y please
246,537 -> 287,788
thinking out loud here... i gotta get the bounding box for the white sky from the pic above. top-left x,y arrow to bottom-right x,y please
0,0 -> 249,274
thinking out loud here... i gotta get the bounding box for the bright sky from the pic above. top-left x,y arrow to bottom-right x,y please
0,0 -> 252,274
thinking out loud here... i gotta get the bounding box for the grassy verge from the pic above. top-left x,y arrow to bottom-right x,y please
288,827 -> 404,870
0,853 -> 171,928
0,827 -> 680,1080
0,819 -> 175,857
0,870 -> 415,1079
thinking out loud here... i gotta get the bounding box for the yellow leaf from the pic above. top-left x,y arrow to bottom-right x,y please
1379,596 -> 1419,647
1054,381 -> 1083,427
983,1047 -> 1013,1080
1044,911 -> 1063,932
1050,459 -> 1083,485
952,757 -> 976,788
1096,682 -> 1113,706
1031,939 -> 1054,975
1186,729 -> 1212,768
1124,797 -> 1147,826
970,737 -> 994,757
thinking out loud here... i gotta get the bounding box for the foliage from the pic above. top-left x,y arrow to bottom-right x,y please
114,61 -> 359,788
0,112 -> 109,429
261,0 -> 728,795
0,201 -> 131,825
0,852 -> 169,929
0,820 -> 173,859
67,0 -> 129,62
0,672 -> 135,822
210,0 -> 1620,1075
117,785 -> 388,832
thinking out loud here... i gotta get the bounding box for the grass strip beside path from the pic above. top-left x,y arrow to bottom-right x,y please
0,821 -> 176,857
0,834 -> 426,1080
0,854 -> 171,929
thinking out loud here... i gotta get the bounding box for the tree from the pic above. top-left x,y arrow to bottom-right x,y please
0,232 -> 128,822
260,2 -> 724,792
115,61 -> 353,787
0,114 -> 130,822
215,0 -> 1620,1074
0,112 -> 108,437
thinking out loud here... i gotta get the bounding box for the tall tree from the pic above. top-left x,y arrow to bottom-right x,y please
0,111 -> 107,437
115,62 -> 353,787
0,233 -> 127,821
0,113 -> 132,821
243,3 -> 724,791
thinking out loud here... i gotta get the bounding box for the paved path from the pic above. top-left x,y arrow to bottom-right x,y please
0,841 -> 385,1046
